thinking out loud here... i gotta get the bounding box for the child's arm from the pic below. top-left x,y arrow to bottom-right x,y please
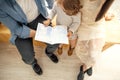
69,12 -> 81,33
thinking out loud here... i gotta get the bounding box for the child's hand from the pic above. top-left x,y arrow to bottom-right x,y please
43,19 -> 51,27
67,31 -> 73,38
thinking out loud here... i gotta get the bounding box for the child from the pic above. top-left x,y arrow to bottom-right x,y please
43,0 -> 81,56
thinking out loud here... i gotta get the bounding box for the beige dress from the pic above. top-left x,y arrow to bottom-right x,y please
75,0 -> 106,69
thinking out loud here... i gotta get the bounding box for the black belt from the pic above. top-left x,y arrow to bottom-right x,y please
27,14 -> 47,30
17,14 -> 47,30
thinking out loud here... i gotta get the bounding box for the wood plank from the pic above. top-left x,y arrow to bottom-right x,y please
0,43 -> 120,80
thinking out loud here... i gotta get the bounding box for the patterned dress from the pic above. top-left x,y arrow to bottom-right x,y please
75,0 -> 106,69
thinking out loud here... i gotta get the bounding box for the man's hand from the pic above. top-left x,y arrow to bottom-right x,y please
29,29 -> 36,37
43,19 -> 51,26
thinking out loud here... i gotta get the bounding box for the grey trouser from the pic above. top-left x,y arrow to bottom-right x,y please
15,37 -> 59,65
15,14 -> 59,65
45,43 -> 59,55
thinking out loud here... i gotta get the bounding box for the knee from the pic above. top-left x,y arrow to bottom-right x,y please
46,44 -> 59,53
22,58 -> 35,65
46,48 -> 53,53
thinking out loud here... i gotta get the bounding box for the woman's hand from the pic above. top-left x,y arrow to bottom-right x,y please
43,19 -> 51,26
105,13 -> 115,21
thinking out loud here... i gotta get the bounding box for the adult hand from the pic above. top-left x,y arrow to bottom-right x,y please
105,13 -> 115,21
29,29 -> 36,37
43,19 -> 51,27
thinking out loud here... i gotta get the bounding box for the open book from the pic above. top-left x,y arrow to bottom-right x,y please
35,23 -> 69,44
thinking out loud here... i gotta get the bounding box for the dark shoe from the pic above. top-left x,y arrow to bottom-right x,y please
32,63 -> 43,75
68,47 -> 74,56
57,47 -> 63,55
77,71 -> 84,80
77,65 -> 84,80
45,49 -> 58,63
85,67 -> 92,76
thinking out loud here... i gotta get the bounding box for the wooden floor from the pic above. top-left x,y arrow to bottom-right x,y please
0,43 -> 81,80
0,43 -> 120,80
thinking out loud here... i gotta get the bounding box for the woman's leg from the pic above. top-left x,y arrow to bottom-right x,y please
76,38 -> 105,80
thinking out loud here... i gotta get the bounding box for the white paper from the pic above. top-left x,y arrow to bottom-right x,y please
35,23 -> 69,44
